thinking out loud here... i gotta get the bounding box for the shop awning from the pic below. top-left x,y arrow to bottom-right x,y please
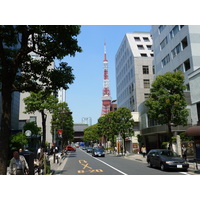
186,126 -> 200,136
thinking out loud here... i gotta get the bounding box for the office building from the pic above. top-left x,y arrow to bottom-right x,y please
115,32 -> 154,112
115,32 -> 154,152
150,25 -> 200,126
139,25 -> 200,151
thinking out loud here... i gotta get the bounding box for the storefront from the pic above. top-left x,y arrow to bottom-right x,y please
186,126 -> 200,159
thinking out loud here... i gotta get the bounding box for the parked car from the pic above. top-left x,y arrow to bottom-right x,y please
66,145 -> 76,152
92,147 -> 105,157
147,149 -> 189,171
86,147 -> 93,153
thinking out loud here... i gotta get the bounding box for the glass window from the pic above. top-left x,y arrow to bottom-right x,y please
143,79 -> 150,88
134,37 -> 140,41
184,59 -> 191,71
160,37 -> 168,50
181,37 -> 188,49
170,25 -> 180,39
141,53 -> 147,57
143,66 -> 149,74
144,93 -> 150,99
147,45 -> 152,50
161,54 -> 170,67
137,45 -> 144,50
171,43 -> 181,58
158,25 -> 166,34
143,37 -> 150,42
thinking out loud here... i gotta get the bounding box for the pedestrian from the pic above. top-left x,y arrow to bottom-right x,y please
37,147 -> 41,159
9,151 -> 29,175
141,145 -> 146,158
182,144 -> 187,161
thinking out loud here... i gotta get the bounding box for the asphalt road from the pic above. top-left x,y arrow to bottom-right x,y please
58,148 -> 185,175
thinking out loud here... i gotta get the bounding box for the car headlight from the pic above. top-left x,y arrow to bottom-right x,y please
165,161 -> 173,164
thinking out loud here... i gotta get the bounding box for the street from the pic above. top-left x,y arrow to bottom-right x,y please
53,148 -> 187,175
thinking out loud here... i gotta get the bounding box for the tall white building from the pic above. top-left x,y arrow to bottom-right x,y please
57,88 -> 66,103
115,32 -> 154,112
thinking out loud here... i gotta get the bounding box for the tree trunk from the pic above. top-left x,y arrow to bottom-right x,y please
41,111 -> 47,148
168,123 -> 173,150
123,136 -> 126,155
0,82 -> 12,174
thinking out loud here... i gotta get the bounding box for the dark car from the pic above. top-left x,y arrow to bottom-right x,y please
92,147 -> 105,157
86,147 -> 93,153
147,149 -> 189,171
66,145 -> 76,152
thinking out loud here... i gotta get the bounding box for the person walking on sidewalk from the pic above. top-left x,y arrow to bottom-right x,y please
9,151 -> 29,175
182,144 -> 187,161
141,145 -> 147,158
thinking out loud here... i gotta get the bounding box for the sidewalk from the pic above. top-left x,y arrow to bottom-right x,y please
7,152 -> 68,175
49,152 -> 68,175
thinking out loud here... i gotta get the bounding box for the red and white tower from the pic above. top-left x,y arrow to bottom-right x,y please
101,43 -> 112,116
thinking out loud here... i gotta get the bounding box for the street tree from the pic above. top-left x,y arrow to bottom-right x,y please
115,107 -> 134,153
23,91 -> 58,147
145,71 -> 189,149
103,111 -> 119,149
51,102 -> 74,147
0,25 -> 81,174
83,124 -> 99,144
97,116 -> 109,146
10,132 -> 28,152
23,121 -> 42,151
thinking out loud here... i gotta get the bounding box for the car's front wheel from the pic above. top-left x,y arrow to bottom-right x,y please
148,161 -> 153,168
160,163 -> 166,171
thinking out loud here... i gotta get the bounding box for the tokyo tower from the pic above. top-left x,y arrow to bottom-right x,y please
101,43 -> 112,116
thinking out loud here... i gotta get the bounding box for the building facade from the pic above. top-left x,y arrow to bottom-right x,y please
57,88 -> 66,103
150,25 -> 200,127
115,32 -> 154,152
115,32 -> 154,112
139,25 -> 200,152
19,53 -> 55,145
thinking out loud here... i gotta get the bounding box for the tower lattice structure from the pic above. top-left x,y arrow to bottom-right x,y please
101,43 -> 112,116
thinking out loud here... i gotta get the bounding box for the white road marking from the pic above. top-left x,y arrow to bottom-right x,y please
80,148 -> 128,175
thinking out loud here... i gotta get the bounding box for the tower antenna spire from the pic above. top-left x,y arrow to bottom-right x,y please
104,42 -> 107,62
101,42 -> 111,116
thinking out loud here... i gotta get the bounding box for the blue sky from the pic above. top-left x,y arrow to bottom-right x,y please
55,25 -> 151,125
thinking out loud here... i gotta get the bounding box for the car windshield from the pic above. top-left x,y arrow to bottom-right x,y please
160,150 -> 179,157
95,148 -> 104,152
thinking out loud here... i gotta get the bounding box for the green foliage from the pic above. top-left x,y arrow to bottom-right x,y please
145,71 -> 189,149
51,102 -> 74,146
23,121 -> 42,136
179,132 -> 193,142
0,25 -> 82,174
115,107 -> 135,138
24,91 -> 58,146
0,25 -> 82,93
84,124 -> 99,143
145,71 -> 189,127
97,107 -> 134,149
10,132 -> 28,151
23,91 -> 58,114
